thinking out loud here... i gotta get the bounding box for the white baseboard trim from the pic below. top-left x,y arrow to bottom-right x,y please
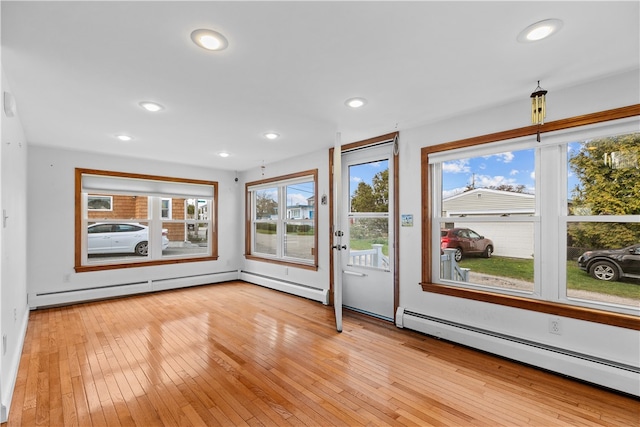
240,271 -> 329,305
1,306 -> 30,423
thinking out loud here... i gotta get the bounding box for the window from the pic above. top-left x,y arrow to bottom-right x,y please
161,198 -> 172,219
421,106 -> 640,329
246,170 -> 318,269
76,169 -> 218,272
87,195 -> 112,211
436,148 -> 536,292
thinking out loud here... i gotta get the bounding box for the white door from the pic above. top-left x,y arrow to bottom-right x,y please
332,134 -> 344,332
340,144 -> 394,321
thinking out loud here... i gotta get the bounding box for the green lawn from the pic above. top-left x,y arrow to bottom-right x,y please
458,256 -> 640,300
350,239 -> 389,256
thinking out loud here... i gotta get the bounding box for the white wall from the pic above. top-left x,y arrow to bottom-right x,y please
239,148 -> 331,302
396,69 -> 640,393
27,146 -> 241,307
1,70 -> 29,422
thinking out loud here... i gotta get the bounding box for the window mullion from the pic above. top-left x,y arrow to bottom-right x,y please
278,185 -> 285,258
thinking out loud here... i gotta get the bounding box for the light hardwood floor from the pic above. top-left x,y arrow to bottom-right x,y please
5,281 -> 639,426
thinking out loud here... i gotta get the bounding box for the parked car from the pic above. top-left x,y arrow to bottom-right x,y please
577,244 -> 640,282
87,223 -> 169,256
440,228 -> 494,262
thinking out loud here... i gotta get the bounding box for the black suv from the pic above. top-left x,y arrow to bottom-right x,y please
577,244 -> 640,282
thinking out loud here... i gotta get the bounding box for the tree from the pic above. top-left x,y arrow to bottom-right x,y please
351,169 -> 388,212
568,133 -> 640,249
350,169 -> 389,241
255,191 -> 278,219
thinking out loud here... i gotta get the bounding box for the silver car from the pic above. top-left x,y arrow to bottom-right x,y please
87,223 -> 169,256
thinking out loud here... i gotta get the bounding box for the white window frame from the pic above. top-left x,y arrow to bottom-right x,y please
76,169 -> 218,272
246,170 -> 318,270
421,107 -> 640,330
429,119 -> 639,316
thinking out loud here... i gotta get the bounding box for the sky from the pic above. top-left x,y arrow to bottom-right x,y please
288,144 -> 589,205
442,148 -> 536,199
348,160 -> 389,197
442,145 -> 584,199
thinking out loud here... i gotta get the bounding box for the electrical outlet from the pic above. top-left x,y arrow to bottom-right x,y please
549,317 -> 562,335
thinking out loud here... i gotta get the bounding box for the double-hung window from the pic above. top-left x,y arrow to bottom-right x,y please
422,108 -> 639,326
76,169 -> 218,272
246,170 -> 318,270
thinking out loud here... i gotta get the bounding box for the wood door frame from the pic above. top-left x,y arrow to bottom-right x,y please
328,132 -> 400,317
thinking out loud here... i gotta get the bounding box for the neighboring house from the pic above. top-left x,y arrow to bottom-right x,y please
287,196 -> 315,219
442,188 -> 535,259
88,194 -> 189,241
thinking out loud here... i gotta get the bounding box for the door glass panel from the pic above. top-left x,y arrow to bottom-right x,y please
348,159 -> 389,270
348,217 -> 389,269
349,160 -> 389,213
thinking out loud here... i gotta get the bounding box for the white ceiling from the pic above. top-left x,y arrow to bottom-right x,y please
2,1 -> 638,172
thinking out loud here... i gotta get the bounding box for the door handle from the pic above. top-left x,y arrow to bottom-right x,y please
343,270 -> 367,277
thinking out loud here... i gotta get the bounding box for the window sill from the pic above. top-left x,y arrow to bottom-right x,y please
421,282 -> 640,330
245,254 -> 318,271
75,255 -> 219,273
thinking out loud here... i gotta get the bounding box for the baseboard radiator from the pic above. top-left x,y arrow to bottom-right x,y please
30,270 -> 239,308
396,308 -> 640,397
240,271 -> 329,305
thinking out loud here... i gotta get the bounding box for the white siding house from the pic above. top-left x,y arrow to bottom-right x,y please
442,189 -> 535,259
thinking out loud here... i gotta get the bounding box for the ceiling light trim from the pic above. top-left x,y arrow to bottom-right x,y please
345,97 -> 368,108
139,101 -> 164,112
115,134 -> 133,142
191,29 -> 229,51
517,19 -> 563,43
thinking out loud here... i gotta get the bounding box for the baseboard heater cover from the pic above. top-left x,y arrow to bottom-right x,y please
397,307 -> 640,397
240,271 -> 329,305
31,271 -> 240,308
151,270 -> 238,291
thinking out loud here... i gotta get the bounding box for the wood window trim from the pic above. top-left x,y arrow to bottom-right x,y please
420,105 -> 640,330
244,169 -> 319,270
75,168 -> 219,273
328,132 -> 400,310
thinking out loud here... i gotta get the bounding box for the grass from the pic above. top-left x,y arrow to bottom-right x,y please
458,256 -> 639,301
350,239 -> 389,256
458,257 -> 533,282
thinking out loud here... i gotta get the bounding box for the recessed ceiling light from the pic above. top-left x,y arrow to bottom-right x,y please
115,134 -> 133,141
264,132 -> 280,140
139,101 -> 164,112
191,29 -> 229,51
517,19 -> 563,43
218,152 -> 230,158
345,97 -> 367,108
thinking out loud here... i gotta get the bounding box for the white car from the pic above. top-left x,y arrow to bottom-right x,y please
87,223 -> 169,256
